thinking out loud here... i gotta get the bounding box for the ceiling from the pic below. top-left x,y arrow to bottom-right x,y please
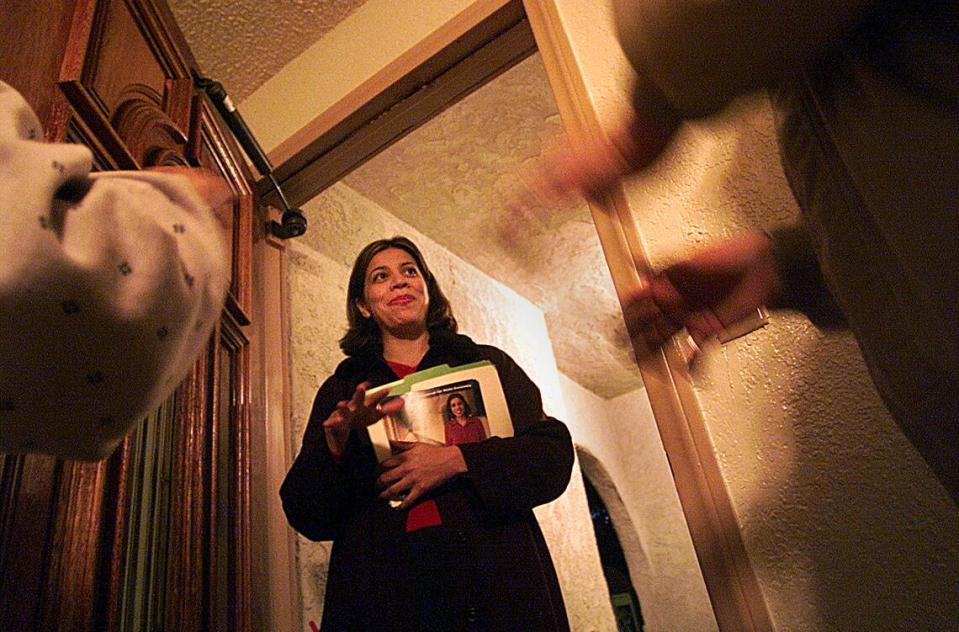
168,1 -> 643,399
167,0 -> 370,101
343,55 -> 642,398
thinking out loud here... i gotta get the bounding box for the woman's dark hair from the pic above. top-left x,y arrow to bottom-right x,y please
445,393 -> 472,421
339,236 -> 457,356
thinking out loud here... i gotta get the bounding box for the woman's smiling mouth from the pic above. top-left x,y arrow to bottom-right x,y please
388,294 -> 414,306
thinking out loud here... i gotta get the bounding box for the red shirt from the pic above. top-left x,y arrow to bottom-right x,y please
444,416 -> 487,446
386,360 -> 418,379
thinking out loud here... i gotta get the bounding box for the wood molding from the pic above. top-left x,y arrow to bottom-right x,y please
212,310 -> 253,631
262,0 -> 534,209
58,78 -> 141,168
111,83 -> 190,164
0,456 -> 63,629
41,460 -> 109,629
188,95 -> 255,324
164,342 -> 211,631
268,0 -> 514,168
522,1 -> 773,630
249,207 -> 300,631
96,439 -> 133,632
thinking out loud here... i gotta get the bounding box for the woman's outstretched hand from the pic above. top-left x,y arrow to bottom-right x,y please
323,382 -> 404,455
377,442 -> 468,510
626,231 -> 781,353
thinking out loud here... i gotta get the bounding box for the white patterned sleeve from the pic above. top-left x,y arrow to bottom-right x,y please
0,80 -> 229,460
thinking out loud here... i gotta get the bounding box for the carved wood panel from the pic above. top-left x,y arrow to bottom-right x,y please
187,96 -> 255,629
209,312 -> 253,631
56,0 -> 191,165
188,97 -> 254,323
0,1 -> 256,630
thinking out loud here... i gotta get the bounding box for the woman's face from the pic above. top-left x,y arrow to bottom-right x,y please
358,248 -> 430,335
450,396 -> 465,418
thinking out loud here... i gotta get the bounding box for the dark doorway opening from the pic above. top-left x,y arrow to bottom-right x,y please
583,473 -> 644,632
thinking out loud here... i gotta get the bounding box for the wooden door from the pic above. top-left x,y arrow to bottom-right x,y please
0,1 -> 261,629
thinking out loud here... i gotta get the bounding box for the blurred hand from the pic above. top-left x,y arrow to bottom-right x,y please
377,441 -> 467,510
147,166 -> 234,226
498,106 -> 680,252
515,99 -> 680,209
626,231 -> 781,352
323,382 -> 404,455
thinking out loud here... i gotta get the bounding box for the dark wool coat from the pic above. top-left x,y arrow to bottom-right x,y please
281,332 -> 574,631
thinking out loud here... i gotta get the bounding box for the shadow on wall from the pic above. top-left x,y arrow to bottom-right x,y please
714,99 -> 959,629
781,329 -> 959,629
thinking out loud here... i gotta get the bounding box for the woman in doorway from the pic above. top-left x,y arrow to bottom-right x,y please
281,236 -> 574,631
444,392 -> 488,446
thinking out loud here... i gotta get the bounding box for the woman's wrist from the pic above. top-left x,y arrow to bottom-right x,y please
325,426 -> 349,456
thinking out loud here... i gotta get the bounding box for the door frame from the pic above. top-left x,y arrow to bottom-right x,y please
263,1 -> 772,630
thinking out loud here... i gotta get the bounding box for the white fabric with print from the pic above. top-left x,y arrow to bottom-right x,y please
0,80 -> 229,460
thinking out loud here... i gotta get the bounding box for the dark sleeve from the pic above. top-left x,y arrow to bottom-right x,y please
279,375 -> 379,541
767,222 -> 848,329
614,0 -> 875,117
455,347 -> 574,519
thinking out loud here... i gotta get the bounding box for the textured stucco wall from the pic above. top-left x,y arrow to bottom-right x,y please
560,375 -> 718,632
552,0 -> 959,629
287,182 -> 616,630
